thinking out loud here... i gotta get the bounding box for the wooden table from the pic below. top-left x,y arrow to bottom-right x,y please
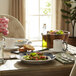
0,60 -> 73,76
0,50 -> 74,76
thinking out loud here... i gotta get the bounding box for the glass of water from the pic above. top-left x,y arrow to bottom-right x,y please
0,40 -> 4,64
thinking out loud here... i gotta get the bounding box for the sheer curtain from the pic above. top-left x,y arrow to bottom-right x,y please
9,0 -> 25,28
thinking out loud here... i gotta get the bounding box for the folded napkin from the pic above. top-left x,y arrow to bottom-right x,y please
55,53 -> 75,64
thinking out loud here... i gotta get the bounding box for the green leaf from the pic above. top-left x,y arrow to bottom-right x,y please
64,1 -> 72,8
61,9 -> 70,14
43,9 -> 48,15
46,2 -> 51,7
62,15 -> 70,19
48,8 -> 51,12
30,53 -> 37,56
71,16 -> 76,21
43,8 -> 51,15
64,1 -> 68,4
65,21 -> 71,24
56,30 -> 64,34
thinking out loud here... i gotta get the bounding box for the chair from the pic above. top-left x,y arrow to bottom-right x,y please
0,14 -> 25,38
69,61 -> 76,76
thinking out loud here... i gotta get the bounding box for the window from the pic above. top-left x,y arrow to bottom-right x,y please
25,0 -> 56,40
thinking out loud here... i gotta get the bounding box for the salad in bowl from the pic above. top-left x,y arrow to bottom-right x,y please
20,52 -> 54,64
47,30 -> 64,35
23,52 -> 47,60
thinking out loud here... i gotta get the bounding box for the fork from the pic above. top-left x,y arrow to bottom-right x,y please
61,53 -> 74,61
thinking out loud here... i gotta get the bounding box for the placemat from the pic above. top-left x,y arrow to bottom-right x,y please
55,53 -> 75,64
3,50 -> 17,60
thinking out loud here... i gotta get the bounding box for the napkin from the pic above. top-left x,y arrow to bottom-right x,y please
55,53 -> 74,64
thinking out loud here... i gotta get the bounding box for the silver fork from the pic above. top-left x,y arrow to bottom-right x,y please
61,53 -> 74,61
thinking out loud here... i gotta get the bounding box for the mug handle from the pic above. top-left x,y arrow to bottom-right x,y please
62,41 -> 68,51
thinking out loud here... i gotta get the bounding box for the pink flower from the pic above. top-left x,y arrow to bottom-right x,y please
0,28 -> 3,32
0,17 -> 9,35
2,29 -> 9,35
3,24 -> 8,28
0,24 -> 8,28
1,17 -> 9,24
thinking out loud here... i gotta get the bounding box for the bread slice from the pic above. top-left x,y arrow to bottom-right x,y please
19,47 -> 27,52
24,44 -> 35,50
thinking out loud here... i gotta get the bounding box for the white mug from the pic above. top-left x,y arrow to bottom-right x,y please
53,39 -> 67,52
5,38 -> 15,48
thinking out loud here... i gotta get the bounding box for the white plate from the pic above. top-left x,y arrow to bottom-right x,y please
4,46 -> 19,50
15,40 -> 31,47
15,40 -> 27,45
20,56 -> 54,64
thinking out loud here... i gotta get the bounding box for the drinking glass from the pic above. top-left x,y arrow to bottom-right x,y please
0,40 -> 4,64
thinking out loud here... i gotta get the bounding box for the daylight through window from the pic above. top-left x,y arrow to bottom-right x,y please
25,0 -> 56,40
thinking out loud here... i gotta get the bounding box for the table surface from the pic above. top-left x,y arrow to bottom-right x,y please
0,51 -> 74,76
0,59 -> 73,76
0,41 -> 76,76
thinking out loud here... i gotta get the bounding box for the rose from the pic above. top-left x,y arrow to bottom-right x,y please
0,17 -> 9,35
0,28 -> 9,35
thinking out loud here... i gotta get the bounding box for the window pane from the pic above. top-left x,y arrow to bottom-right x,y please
26,16 -> 40,40
25,0 -> 56,40
40,16 -> 51,38
26,0 -> 39,15
40,0 -> 52,15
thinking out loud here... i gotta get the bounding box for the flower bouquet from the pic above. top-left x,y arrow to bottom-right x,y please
0,17 -> 9,63
0,17 -> 9,36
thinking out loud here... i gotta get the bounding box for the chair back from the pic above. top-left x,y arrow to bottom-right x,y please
0,14 -> 25,38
